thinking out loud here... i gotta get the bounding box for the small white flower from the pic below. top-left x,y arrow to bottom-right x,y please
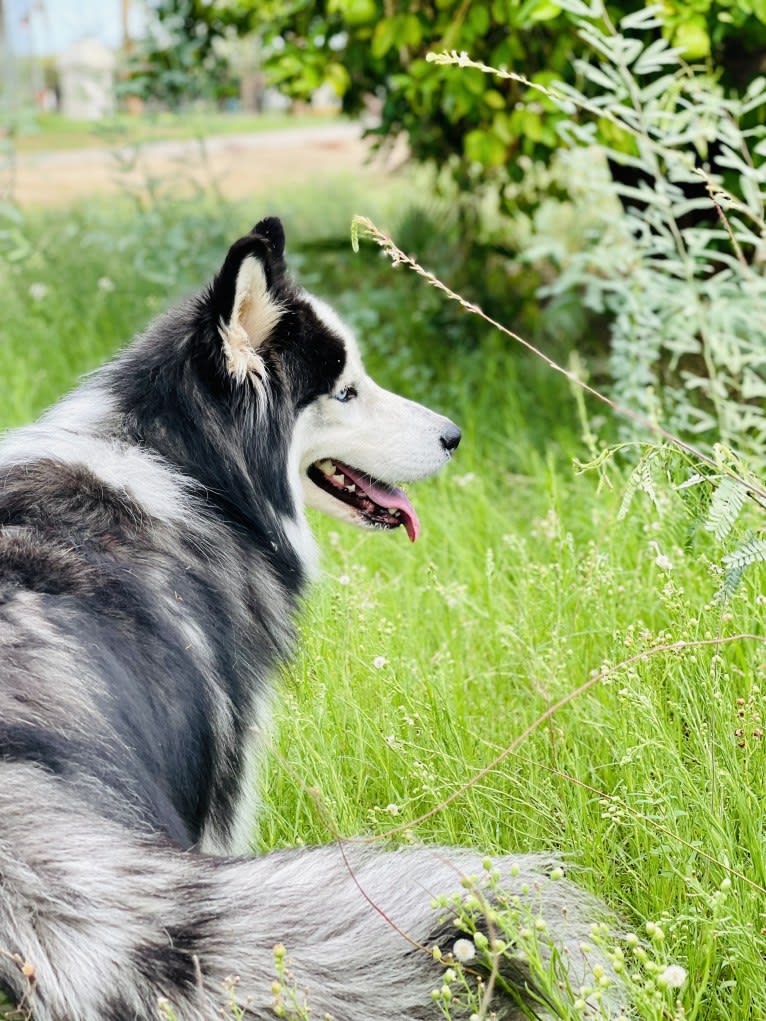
28,282 -> 48,301
373,655 -> 387,669
453,938 -> 476,963
338,574 -> 351,586
532,508 -> 560,541
658,964 -> 687,988
385,803 -> 399,815
453,472 -> 476,487
654,553 -> 673,571
384,734 -> 396,746
97,276 -> 115,292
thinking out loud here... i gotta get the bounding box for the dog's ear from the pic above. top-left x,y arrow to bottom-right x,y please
251,216 -> 285,260
210,219 -> 287,385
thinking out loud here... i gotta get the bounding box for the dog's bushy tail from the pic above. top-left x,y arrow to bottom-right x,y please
1,763 -> 616,1020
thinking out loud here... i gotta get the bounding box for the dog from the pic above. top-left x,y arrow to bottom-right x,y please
0,218 -> 612,1020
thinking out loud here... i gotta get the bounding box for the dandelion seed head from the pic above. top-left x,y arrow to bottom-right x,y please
657,964 -> 687,988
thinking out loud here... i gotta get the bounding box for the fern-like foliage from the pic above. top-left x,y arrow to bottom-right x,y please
704,477 -> 748,543
722,535 -> 766,573
574,439 -> 765,597
618,449 -> 660,520
720,534 -> 766,599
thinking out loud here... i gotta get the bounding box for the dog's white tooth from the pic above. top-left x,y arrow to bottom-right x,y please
387,508 -> 399,515
332,473 -> 345,484
318,459 -> 334,474
347,484 -> 356,493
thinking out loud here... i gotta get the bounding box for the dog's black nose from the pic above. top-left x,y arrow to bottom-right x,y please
440,423 -> 461,453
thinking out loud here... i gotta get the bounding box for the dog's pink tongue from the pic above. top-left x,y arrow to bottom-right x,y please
339,464 -> 421,542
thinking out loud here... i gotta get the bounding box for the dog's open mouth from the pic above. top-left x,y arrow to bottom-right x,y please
307,459 -> 420,542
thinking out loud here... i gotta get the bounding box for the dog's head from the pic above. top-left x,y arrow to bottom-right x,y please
207,217 -> 460,543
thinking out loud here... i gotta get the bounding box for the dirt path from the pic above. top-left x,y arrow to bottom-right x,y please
10,122 -> 399,206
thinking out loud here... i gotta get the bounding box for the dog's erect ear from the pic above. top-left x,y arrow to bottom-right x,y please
251,216 -> 285,260
211,220 -> 287,385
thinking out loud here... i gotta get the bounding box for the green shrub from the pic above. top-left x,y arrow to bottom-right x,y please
447,4 -> 766,465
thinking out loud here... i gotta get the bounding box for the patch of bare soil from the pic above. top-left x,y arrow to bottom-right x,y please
10,124 -> 402,206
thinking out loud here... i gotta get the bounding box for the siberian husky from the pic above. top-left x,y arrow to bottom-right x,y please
0,218 -> 611,1019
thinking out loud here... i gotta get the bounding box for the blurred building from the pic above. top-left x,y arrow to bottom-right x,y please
57,38 -> 115,119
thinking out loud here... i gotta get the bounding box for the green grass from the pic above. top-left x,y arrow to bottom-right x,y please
2,186 -> 766,1018
7,110 -> 341,154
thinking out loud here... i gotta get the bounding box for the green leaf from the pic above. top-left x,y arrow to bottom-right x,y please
517,109 -> 546,143
401,13 -> 423,47
329,0 -> 377,24
672,16 -> 711,59
371,18 -> 398,59
464,128 -> 507,166
467,4 -> 491,34
517,0 -> 562,24
483,89 -> 507,110
325,62 -> 351,96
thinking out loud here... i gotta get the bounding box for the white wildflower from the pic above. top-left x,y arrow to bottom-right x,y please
28,282 -> 48,301
97,276 -> 115,292
373,656 -> 387,669
654,552 -> 673,571
532,508 -> 560,541
385,803 -> 399,816
338,574 -> 351,586
452,938 -> 476,963
658,964 -> 687,988
453,472 -> 476,487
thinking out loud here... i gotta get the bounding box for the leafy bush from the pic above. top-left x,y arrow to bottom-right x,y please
453,4 -> 766,465
125,0 -> 243,107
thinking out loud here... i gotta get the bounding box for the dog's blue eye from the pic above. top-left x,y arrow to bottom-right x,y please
334,385 -> 357,403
